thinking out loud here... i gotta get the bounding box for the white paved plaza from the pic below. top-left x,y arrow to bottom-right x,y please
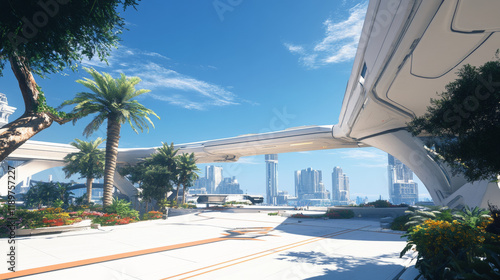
0,211 -> 413,280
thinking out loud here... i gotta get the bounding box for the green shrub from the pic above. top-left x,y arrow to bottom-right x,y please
401,207 -> 500,279
105,199 -> 139,220
391,214 -> 411,231
268,212 -> 279,216
486,203 -> 500,234
179,203 -> 196,209
325,209 -> 354,219
366,199 -> 392,208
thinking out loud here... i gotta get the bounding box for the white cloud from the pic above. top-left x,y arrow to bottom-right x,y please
340,149 -> 387,168
285,2 -> 368,68
341,149 -> 385,160
284,43 -> 305,54
80,46 -> 239,110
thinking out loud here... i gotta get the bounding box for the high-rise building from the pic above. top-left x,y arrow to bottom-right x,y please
217,176 -> 243,194
332,167 -> 350,205
191,177 -> 208,194
388,154 -> 419,204
295,167 -> 329,201
206,166 -> 223,194
191,166 -> 245,195
0,93 -> 16,128
265,154 -> 278,205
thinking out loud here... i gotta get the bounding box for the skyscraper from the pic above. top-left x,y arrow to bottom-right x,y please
265,154 -> 278,205
205,166 -> 223,194
295,168 -> 329,201
332,167 -> 350,205
388,154 -> 418,204
217,176 -> 243,194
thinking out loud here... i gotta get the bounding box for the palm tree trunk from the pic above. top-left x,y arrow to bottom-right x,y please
182,185 -> 186,205
175,185 -> 180,206
86,177 -> 93,204
103,117 -> 121,207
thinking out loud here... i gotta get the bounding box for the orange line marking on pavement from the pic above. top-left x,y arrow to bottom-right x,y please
177,227 -> 368,280
0,237 -> 223,280
162,227 -> 365,280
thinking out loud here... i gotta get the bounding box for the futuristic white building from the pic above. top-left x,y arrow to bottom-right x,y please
2,0 -> 500,208
0,93 -> 16,128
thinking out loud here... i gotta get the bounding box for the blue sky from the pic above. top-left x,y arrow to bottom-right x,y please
2,0 -> 430,201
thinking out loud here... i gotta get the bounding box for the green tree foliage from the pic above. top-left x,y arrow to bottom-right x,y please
177,153 -> 200,204
0,0 -> 141,162
63,138 -> 105,204
407,59 -> 500,181
61,68 -> 159,207
24,182 -> 73,208
120,143 -> 179,210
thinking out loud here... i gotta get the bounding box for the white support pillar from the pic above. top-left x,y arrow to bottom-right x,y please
361,130 -> 500,208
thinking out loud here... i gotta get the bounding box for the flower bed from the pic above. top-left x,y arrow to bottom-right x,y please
41,213 -> 83,227
291,213 -> 315,218
142,211 -> 163,220
401,207 -> 500,279
91,213 -> 137,226
325,209 -> 355,219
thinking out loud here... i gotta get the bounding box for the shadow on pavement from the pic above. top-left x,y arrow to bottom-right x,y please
276,251 -> 405,280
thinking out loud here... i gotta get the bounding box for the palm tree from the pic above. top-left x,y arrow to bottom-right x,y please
63,138 -> 106,204
61,68 -> 159,207
152,142 -> 179,204
120,142 -> 179,211
177,153 -> 200,205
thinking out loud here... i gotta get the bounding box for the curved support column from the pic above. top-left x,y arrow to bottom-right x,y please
361,130 -> 500,208
113,171 -> 139,206
0,160 -> 64,195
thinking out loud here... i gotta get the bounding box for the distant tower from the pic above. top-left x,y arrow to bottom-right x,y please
332,167 -> 350,204
205,166 -> 223,194
0,93 -> 16,128
332,167 -> 344,201
388,154 -> 418,204
265,154 -> 278,205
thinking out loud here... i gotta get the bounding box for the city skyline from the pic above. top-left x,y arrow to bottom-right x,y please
191,165 -> 243,195
2,1 -> 432,202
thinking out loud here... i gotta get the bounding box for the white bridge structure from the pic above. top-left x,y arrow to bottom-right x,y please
2,0 -> 500,208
